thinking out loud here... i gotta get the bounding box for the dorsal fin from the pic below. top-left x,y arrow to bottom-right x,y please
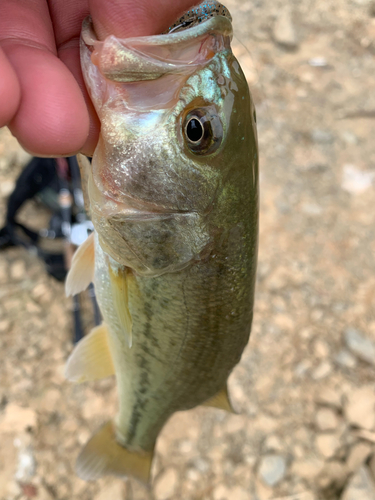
65,232 -> 95,297
65,323 -> 115,383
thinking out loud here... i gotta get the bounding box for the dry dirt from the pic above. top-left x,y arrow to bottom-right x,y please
1,1 -> 375,499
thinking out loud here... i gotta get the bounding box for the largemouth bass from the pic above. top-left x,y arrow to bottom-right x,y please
65,0 -> 258,483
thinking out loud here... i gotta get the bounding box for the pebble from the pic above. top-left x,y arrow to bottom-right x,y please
93,482 -> 125,500
263,434 -> 284,453
316,408 -> 339,431
340,466 -> 375,500
258,454 -> 287,486
346,442 -> 373,472
345,386 -> 375,430
10,260 -> 26,281
273,8 -> 298,49
213,485 -> 250,500
154,468 -> 179,500
0,180 -> 15,197
341,165 -> 375,194
315,434 -> 340,458
0,403 -> 37,433
0,319 -> 10,333
344,328 -> 375,365
311,129 -> 334,144
312,361 -> 332,380
335,350 -> 357,369
315,387 -> 343,409
317,461 -> 348,491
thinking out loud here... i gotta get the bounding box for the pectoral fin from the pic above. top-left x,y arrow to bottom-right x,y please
203,385 -> 236,413
76,421 -> 153,484
65,323 -> 115,383
108,264 -> 133,348
65,232 -> 95,297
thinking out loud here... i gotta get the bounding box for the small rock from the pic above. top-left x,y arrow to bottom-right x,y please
315,386 -> 342,409
228,486 -> 250,500
258,454 -> 286,487
341,466 -> 375,500
311,129 -> 334,144
263,435 -> 284,453
0,403 -> 37,433
308,57 -> 328,67
93,482 -> 125,500
213,485 -> 250,500
317,461 -> 348,491
345,386 -> 375,430
341,165 -> 375,194
273,8 -> 298,49
315,434 -> 340,458
0,319 -> 10,333
213,484 -> 231,500
291,458 -> 324,479
346,443 -> 373,472
369,454 -> 375,480
0,179 -> 15,197
316,408 -> 339,431
314,340 -> 330,358
344,328 -> 375,365
335,350 -> 357,369
154,468 -> 179,500
14,444 -> 36,482
20,483 -> 38,498
10,260 -> 26,281
312,361 -> 332,380
31,283 -> 51,305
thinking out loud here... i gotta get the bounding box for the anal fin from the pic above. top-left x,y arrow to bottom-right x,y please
203,385 -> 236,413
65,323 -> 115,383
108,264 -> 133,348
65,232 -> 95,297
76,421 -> 153,484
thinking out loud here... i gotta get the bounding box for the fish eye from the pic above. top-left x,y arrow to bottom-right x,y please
183,107 -> 223,155
186,117 -> 204,143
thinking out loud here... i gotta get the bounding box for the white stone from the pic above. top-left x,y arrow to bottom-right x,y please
258,454 -> 287,486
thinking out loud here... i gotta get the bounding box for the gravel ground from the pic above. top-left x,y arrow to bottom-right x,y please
1,1 -> 375,499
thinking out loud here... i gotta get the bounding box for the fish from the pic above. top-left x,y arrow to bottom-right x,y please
65,0 -> 258,484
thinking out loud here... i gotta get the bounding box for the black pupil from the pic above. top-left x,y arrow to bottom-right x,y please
186,118 -> 203,142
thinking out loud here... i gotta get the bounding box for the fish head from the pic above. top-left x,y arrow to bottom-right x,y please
81,7 -> 258,275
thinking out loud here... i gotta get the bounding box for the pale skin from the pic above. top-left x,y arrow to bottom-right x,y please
0,0 -> 197,157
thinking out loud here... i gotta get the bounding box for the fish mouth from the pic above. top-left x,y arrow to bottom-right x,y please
81,4 -> 233,84
88,172 -> 193,221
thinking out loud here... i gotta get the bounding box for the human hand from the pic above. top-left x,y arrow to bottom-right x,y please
0,0 -> 197,157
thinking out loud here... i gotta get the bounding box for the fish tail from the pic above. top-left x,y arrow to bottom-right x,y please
76,421 -> 153,484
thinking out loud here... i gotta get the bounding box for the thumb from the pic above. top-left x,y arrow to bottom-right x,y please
89,0 -> 199,40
